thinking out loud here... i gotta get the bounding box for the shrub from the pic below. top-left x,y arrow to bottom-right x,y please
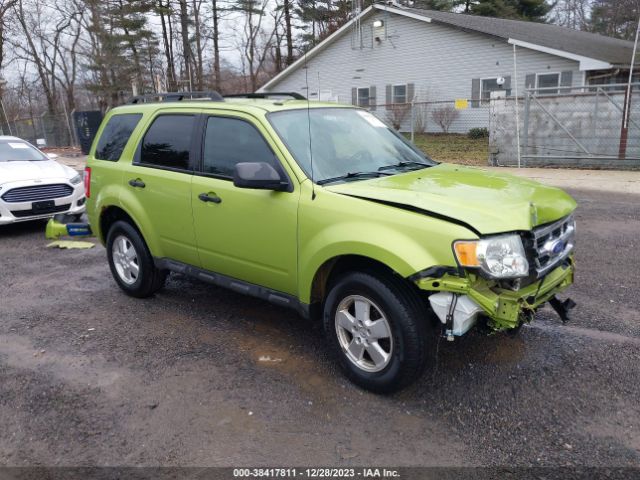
431,106 -> 459,133
468,127 -> 489,139
386,103 -> 411,130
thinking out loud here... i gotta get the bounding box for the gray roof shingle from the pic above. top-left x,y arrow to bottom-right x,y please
404,7 -> 636,66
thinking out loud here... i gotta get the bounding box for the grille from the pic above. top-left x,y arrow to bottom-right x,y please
531,215 -> 575,278
1,184 -> 74,203
11,204 -> 71,218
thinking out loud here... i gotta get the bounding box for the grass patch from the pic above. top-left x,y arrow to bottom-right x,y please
410,133 -> 489,167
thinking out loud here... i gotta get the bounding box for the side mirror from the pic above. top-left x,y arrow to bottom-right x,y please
46,152 -> 59,160
233,162 -> 289,191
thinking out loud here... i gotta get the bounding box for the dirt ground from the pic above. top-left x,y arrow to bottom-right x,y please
0,166 -> 639,469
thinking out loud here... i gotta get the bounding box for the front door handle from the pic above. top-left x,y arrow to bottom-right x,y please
198,192 -> 222,204
128,179 -> 145,188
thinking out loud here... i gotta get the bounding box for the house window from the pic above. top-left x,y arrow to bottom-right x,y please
392,84 -> 407,104
537,73 -> 560,94
481,78 -> 500,103
357,87 -> 370,107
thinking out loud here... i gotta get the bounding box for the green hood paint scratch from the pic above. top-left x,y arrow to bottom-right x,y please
325,164 -> 577,234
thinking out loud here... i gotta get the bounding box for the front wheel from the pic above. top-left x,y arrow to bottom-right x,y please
323,271 -> 430,393
106,220 -> 167,298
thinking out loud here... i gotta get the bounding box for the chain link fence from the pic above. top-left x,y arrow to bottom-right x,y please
0,112 -> 76,148
366,100 -> 491,135
360,86 -> 640,169
365,100 -> 491,166
490,83 -> 640,168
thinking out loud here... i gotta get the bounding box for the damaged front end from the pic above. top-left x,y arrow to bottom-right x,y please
414,215 -> 577,339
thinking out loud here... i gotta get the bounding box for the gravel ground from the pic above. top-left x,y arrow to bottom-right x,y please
0,186 -> 639,470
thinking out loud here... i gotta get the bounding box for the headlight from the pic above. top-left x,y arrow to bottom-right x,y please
454,234 -> 529,279
70,174 -> 82,185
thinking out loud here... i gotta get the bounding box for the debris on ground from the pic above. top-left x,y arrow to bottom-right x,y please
47,240 -> 95,250
258,355 -> 283,363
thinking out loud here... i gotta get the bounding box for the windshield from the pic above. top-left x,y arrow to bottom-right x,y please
0,140 -> 47,162
269,108 -> 436,184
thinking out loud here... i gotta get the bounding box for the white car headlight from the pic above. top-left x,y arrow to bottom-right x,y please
454,234 -> 529,279
70,174 -> 82,185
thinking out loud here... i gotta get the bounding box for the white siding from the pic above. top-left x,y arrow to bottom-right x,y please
263,11 -> 582,132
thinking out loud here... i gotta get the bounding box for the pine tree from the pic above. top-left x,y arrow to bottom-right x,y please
84,0 -> 158,107
468,0 -> 550,21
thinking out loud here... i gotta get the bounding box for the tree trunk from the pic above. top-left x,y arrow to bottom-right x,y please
192,0 -> 203,90
283,0 -> 293,65
212,0 -> 221,91
178,0 -> 194,90
158,0 -> 176,91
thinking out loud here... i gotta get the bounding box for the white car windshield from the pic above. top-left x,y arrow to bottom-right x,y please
0,140 -> 47,162
269,108 -> 436,184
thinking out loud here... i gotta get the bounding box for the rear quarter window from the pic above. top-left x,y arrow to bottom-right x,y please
94,114 -> 143,161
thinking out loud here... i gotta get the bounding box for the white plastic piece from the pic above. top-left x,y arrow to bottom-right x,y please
429,292 -> 484,336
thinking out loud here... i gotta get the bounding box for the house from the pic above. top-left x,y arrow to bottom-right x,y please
259,4 -> 639,132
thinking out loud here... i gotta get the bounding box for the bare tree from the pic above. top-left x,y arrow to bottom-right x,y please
431,106 -> 459,133
0,0 -> 16,76
233,0 -> 283,91
548,0 -> 591,30
178,0 -> 195,89
386,104 -> 411,130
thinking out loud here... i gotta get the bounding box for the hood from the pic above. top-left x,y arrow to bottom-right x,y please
0,160 -> 74,185
324,164 -> 577,235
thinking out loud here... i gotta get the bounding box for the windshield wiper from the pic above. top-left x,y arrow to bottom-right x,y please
378,161 -> 431,172
317,171 -> 392,186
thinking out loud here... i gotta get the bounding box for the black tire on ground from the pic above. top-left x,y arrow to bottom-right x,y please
105,220 -> 167,298
323,270 -> 431,393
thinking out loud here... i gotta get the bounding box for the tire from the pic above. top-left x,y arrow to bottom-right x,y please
323,270 -> 431,393
106,220 -> 167,298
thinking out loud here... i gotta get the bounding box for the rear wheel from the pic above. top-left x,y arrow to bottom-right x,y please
323,271 -> 431,393
106,220 -> 167,298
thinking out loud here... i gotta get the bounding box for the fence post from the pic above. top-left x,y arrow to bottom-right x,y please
410,100 -> 415,143
522,92 -> 530,167
70,109 -> 80,148
61,100 -> 75,148
39,112 -> 48,146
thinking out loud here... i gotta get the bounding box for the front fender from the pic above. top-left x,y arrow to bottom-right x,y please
299,225 -> 434,303
297,185 -> 476,304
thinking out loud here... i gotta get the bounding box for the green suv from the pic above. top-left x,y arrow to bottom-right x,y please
85,92 -> 576,393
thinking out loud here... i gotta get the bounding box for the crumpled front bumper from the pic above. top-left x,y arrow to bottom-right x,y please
414,257 -> 575,331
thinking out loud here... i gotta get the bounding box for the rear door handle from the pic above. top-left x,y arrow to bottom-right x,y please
198,192 -> 222,204
128,179 -> 145,188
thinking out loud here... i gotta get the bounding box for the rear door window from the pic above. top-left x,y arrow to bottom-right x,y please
94,114 -> 142,161
139,115 -> 195,171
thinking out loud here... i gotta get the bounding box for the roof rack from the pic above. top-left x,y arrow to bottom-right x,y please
224,92 -> 306,100
128,91 -> 224,104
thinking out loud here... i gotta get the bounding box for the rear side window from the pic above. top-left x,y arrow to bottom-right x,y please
95,114 -> 142,161
140,115 -> 195,170
202,116 -> 278,177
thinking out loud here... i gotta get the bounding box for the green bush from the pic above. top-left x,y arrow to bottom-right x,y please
468,127 -> 489,139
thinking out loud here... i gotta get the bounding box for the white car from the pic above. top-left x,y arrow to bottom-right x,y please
0,136 -> 86,225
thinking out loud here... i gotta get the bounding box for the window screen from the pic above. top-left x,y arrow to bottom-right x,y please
95,114 -> 142,161
202,117 -> 279,178
537,73 -> 560,94
481,78 -> 511,103
140,115 -> 195,170
357,88 -> 370,107
481,78 -> 499,102
392,85 -> 407,104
